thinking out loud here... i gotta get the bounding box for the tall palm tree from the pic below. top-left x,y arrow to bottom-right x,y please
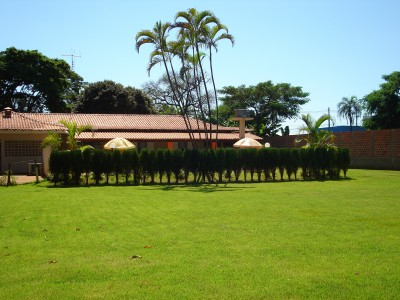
203,23 -> 235,144
297,114 -> 335,148
337,96 -> 362,131
174,8 -> 220,145
136,21 -> 194,141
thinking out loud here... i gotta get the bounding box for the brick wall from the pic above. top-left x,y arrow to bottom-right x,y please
266,129 -> 400,170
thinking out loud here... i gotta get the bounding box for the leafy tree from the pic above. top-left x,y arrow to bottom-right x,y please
219,81 -> 309,136
337,95 -> 362,131
296,114 -> 335,148
363,71 -> 400,129
0,47 -> 83,112
73,80 -> 154,114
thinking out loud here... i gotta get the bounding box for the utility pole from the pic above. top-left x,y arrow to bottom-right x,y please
62,51 -> 81,70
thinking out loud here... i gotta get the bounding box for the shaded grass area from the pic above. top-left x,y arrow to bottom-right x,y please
0,169 -> 399,299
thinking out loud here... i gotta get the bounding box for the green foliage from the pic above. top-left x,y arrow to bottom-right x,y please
281,149 -> 293,181
59,119 -> 92,151
269,148 -> 280,181
291,148 -> 301,180
121,150 -> 132,184
70,150 -> 83,185
297,113 -> 335,148
156,149 -> 166,183
139,149 -> 150,184
49,151 -> 62,185
224,148 -> 235,182
112,150 -> 122,184
91,150 -> 105,185
41,132 -> 62,150
219,81 -> 309,136
103,151 -> 113,184
172,150 -> 183,183
215,148 -> 226,183
74,80 -> 154,114
363,71 -> 400,129
164,150 -> 174,184
0,47 -> 83,112
82,148 -> 93,186
338,148 -> 351,178
130,150 -> 140,185
46,147 -> 350,186
59,151 -> 71,185
299,147 -> 311,180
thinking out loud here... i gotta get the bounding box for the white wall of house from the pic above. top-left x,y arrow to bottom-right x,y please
0,132 -> 48,175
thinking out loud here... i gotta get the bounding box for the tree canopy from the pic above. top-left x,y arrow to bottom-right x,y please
363,71 -> 400,129
73,80 -> 154,114
219,81 -> 309,136
0,47 -> 83,112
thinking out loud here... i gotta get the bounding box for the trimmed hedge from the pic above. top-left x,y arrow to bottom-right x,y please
48,147 -> 351,186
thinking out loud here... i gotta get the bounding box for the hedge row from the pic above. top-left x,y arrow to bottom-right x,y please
49,147 -> 350,186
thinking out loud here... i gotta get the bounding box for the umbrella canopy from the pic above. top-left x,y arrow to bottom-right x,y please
233,137 -> 263,149
104,138 -> 135,150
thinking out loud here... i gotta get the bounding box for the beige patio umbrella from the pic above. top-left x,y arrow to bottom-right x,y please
233,137 -> 263,149
104,138 -> 135,150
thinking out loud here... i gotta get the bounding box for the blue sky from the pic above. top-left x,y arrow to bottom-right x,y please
1,0 -> 399,133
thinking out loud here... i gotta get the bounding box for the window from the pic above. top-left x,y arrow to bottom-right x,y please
5,141 -> 42,157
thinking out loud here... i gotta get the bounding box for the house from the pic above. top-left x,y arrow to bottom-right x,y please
0,108 -> 261,175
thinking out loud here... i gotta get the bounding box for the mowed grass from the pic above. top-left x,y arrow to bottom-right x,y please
0,169 -> 399,299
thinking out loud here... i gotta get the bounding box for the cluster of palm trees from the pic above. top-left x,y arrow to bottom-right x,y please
135,8 -> 234,147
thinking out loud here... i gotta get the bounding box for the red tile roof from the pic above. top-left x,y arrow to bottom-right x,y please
1,110 -> 262,141
1,111 -> 242,131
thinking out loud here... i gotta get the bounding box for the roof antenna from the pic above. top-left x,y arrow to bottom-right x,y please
62,50 -> 81,71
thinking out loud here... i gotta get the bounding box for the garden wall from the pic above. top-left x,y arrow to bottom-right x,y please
266,129 -> 400,170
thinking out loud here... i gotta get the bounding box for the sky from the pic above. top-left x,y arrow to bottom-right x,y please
1,0 -> 399,133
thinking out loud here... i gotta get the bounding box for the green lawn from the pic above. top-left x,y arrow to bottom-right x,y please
1,169 -> 399,299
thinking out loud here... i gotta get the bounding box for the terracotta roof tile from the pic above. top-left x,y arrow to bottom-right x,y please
1,110 -> 261,141
1,111 -> 243,132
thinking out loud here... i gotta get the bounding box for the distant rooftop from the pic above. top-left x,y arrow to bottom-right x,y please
320,126 -> 366,133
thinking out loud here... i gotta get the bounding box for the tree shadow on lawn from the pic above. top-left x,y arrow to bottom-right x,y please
40,176 -> 354,191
